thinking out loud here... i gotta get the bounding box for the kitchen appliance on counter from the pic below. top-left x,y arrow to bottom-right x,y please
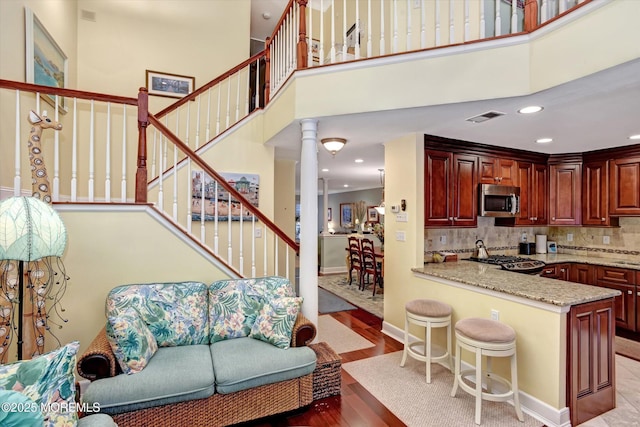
519,242 -> 536,255
478,184 -> 520,217
535,235 -> 547,254
473,239 -> 490,259
466,255 -> 546,274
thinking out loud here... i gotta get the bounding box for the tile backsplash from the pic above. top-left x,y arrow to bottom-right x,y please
425,217 -> 640,261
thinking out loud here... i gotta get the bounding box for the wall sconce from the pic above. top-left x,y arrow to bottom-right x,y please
321,138 -> 347,156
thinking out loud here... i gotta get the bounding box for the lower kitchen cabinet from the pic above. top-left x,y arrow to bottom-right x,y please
595,266 -> 637,332
570,263 -> 595,285
540,263 -> 570,280
568,298 -> 616,426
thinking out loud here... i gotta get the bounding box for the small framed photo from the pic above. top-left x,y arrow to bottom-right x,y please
311,38 -> 320,63
327,208 -> 332,221
340,203 -> 353,228
367,206 -> 379,223
146,70 -> 195,98
25,7 -> 68,112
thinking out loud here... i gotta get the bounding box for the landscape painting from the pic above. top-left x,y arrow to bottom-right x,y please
192,171 -> 259,221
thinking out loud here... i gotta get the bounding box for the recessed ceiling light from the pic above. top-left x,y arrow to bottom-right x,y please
343,184 -> 349,188
321,168 -> 329,172
354,159 -> 364,163
518,106 -> 544,114
536,138 -> 553,143
629,134 -> 640,140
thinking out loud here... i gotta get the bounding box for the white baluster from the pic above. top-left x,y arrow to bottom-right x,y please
435,0 -> 441,45
215,85 -> 221,136
251,216 -> 257,277
393,0 -> 398,53
187,158 -> 192,233
105,102 -> 111,202
245,68 -> 250,116
206,88 -> 212,142
71,98 -> 78,202
239,205 -> 244,275
195,95 -> 201,149
406,0 -> 412,51
511,0 -> 518,33
225,76 -> 231,130
342,0 -> 347,59
151,112 -> 157,179
480,0 -> 486,38
495,0 -> 502,36
200,173 -> 205,243
355,0 -> 361,58
421,0 -> 427,48
214,181 -> 219,254
367,0 -> 373,57
541,0 -> 549,23
330,0 -> 336,63
274,237 -> 279,276
121,105 -> 127,202
285,247 -> 290,281
236,72 -> 241,122
464,0 -> 470,41
227,192 -> 232,264
308,0 -> 314,65
263,227 -> 268,276
89,100 -> 95,202
53,96 -> 60,201
172,109 -> 179,220
13,90 -> 21,195
380,0 -> 385,55
449,0 -> 455,44
254,58 -> 260,109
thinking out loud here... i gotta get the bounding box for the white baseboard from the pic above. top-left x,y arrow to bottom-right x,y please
381,321 -> 571,427
320,266 -> 347,274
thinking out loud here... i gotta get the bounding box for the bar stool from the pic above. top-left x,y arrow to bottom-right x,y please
450,317 -> 524,425
400,299 -> 452,383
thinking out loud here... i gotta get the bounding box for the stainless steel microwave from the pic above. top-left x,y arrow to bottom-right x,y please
479,184 -> 520,217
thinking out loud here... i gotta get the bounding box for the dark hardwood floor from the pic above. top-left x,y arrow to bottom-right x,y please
246,307 -> 406,427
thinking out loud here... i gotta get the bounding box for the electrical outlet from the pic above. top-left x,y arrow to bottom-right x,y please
395,231 -> 406,241
490,309 -> 499,321
255,227 -> 262,238
521,232 -> 527,242
603,235 -> 610,245
440,235 -> 446,244
567,233 -> 573,242
396,212 -> 408,222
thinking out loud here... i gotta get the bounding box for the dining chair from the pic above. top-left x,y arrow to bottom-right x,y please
361,245 -> 382,296
347,237 -> 363,287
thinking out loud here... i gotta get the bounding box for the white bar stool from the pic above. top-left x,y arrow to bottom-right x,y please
400,299 -> 453,383
450,317 -> 524,425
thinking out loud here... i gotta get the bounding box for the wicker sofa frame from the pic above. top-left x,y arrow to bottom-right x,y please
77,314 -> 317,426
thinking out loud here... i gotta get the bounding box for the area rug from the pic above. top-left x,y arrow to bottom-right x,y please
318,287 -> 356,314
318,274 -> 383,319
342,351 -> 542,427
616,336 -> 640,362
316,315 -> 375,354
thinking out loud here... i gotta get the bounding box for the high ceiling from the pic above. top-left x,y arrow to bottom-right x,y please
250,1 -> 640,194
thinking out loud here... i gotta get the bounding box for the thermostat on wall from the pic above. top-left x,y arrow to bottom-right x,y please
547,241 -> 557,253
391,205 -> 400,213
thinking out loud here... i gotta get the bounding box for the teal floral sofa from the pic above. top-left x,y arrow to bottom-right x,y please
76,277 -> 317,427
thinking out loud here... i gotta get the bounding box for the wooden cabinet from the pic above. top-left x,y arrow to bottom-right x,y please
583,160 -> 618,226
609,155 -> 640,215
568,298 -> 616,426
549,162 -> 582,225
595,266 -> 637,331
479,156 -> 517,186
637,271 -> 640,332
570,263 -> 595,285
540,263 -> 570,280
425,150 -> 477,227
513,161 -> 547,225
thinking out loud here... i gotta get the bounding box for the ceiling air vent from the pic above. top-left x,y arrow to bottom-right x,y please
465,111 -> 505,124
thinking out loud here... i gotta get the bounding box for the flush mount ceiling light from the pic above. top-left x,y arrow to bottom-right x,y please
465,111 -> 505,124
536,137 -> 553,143
629,134 -> 640,140
355,159 -> 364,163
321,168 -> 329,172
321,137 -> 347,156
518,105 -> 544,114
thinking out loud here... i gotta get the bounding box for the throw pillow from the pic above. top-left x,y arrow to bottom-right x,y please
249,297 -> 303,349
0,341 -> 79,427
0,390 -> 44,427
209,287 -> 262,343
106,310 -> 158,374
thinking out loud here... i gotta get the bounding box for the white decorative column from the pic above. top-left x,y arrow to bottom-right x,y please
322,178 -> 330,234
299,119 -> 319,328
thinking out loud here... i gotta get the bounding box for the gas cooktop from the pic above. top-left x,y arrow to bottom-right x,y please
467,255 -> 546,274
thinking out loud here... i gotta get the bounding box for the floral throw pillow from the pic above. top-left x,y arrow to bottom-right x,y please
0,390 -> 44,427
0,341 -> 79,427
209,287 -> 262,343
249,297 -> 303,349
106,310 -> 158,374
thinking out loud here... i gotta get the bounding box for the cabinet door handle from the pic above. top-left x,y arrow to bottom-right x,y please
560,268 -> 566,273
449,217 -> 454,220
454,217 -> 458,220
552,217 -> 556,221
601,218 -> 606,221
628,290 -> 633,295
544,269 -> 553,274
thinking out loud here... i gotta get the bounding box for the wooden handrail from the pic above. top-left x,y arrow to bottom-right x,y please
0,79 -> 138,105
154,51 -> 266,119
265,0 -> 297,49
147,113 -> 300,253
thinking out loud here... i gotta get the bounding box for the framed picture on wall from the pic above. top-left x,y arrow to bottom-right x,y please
340,203 -> 353,227
367,206 -> 379,223
146,70 -> 195,98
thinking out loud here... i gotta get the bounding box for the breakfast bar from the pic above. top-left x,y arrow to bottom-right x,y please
411,259 -> 621,427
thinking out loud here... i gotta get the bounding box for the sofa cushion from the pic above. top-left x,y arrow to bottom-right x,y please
82,345 -> 215,415
249,297 -> 303,349
211,337 -> 316,394
106,282 -> 209,346
210,276 -> 295,300
0,341 -> 79,426
106,309 -> 158,374
209,287 -> 262,343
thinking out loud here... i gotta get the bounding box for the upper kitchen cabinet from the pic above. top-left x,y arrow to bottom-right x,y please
609,155 -> 640,215
424,149 -> 478,227
583,160 -> 619,226
549,157 -> 582,225
479,156 -> 517,186
511,161 -> 548,226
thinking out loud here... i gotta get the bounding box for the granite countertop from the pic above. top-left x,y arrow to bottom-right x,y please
516,253 -> 640,270
412,254 -> 625,307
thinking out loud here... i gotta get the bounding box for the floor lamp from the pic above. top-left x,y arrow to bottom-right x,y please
0,196 -> 68,361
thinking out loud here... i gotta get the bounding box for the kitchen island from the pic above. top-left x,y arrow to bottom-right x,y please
410,260 -> 620,427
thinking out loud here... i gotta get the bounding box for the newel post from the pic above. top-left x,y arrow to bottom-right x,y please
297,0 -> 308,69
524,0 -> 539,32
135,87 -> 149,203
264,37 -> 271,104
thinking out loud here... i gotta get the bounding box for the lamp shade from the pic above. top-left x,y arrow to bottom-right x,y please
0,196 -> 67,262
321,138 -> 347,155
